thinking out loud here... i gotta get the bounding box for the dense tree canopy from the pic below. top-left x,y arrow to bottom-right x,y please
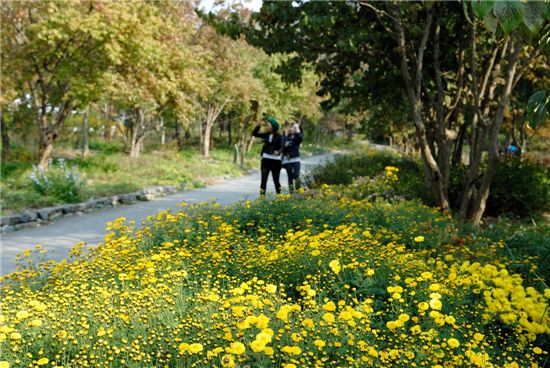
207,0 -> 550,224
0,0 -> 324,165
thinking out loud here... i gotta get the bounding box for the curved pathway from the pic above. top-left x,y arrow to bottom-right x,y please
0,152 -> 336,276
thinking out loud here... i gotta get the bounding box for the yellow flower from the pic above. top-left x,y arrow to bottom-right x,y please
282,345 -> 302,355
533,347 -> 543,354
313,339 -> 326,349
447,338 -> 460,348
265,284 -> 277,294
429,299 -> 442,310
311,249 -> 320,256
0,362 -> 10,368
227,341 -> 245,355
398,313 -> 410,323
301,318 -> 315,329
418,302 -> 429,311
15,310 -> 30,320
285,364 -> 297,368
188,343 -> 204,354
473,333 -> 484,341
37,358 -> 49,366
322,312 -> 335,323
414,236 -> 425,242
221,354 -> 235,367
28,319 -> 43,327
10,332 -> 21,340
329,259 -> 341,274
322,301 -> 337,312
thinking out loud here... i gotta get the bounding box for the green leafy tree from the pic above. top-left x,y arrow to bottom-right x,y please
1,1 -> 123,167
208,0 -> 550,225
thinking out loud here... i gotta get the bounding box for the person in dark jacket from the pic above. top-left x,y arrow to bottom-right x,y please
253,116 -> 283,196
282,123 -> 303,193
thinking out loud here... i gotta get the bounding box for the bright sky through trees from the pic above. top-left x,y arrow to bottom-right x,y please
199,0 -> 262,12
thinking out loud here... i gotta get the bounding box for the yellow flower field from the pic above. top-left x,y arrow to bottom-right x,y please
0,187 -> 548,367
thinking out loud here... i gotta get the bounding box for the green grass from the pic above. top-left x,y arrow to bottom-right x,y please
0,145 -> 254,215
0,134 -> 362,215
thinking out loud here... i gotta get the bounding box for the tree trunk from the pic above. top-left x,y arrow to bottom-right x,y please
201,102 -> 228,158
129,136 -> 142,158
228,113 -> 233,145
202,119 -> 213,158
127,109 -> 148,158
159,117 -> 165,145
81,106 -> 90,157
175,119 -> 184,151
1,114 -> 9,163
469,38 -> 520,226
38,131 -> 55,168
452,121 -> 468,167
389,4 -> 450,210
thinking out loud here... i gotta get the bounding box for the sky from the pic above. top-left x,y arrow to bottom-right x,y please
198,0 -> 263,13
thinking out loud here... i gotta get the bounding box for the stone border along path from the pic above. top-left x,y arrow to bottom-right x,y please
0,152 -> 337,276
0,185 -> 183,234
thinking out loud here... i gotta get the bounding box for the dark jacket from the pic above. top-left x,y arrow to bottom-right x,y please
282,132 -> 303,158
252,126 -> 283,157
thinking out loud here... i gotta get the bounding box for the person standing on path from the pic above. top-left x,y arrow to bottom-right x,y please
282,122 -> 303,193
253,116 -> 283,196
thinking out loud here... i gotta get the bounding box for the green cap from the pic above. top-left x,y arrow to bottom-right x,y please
266,116 -> 279,130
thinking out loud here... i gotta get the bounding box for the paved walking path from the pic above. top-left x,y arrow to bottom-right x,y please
0,152 -> 336,276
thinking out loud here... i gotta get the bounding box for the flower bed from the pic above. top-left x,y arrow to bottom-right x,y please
0,184 -> 548,367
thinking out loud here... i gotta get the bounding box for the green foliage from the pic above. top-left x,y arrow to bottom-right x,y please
485,158 -> 550,217
449,159 -> 550,217
310,149 -> 550,218
305,148 -> 432,204
1,145 -> 252,213
28,159 -> 87,203
526,90 -> 550,130
87,139 -> 124,154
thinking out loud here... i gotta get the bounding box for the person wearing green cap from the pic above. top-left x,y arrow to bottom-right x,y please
252,116 -> 283,196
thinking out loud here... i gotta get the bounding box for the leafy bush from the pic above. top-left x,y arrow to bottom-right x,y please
485,158 -> 549,217
28,158 -> 87,203
88,139 -> 124,153
305,149 -> 432,204
311,149 -> 549,218
449,159 -> 550,217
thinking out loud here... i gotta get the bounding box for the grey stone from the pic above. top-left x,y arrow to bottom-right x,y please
20,210 -> 38,223
137,193 -> 154,201
119,193 -> 137,204
109,196 -> 119,206
85,199 -> 103,209
6,215 -> 23,226
62,205 -> 78,214
1,225 -> 15,233
37,206 -> 64,220
36,208 -> 54,220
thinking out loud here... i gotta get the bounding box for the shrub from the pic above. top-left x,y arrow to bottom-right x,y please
305,149 -> 432,204
311,149 -> 550,218
28,158 -> 87,203
449,159 -> 550,217
486,158 -> 549,217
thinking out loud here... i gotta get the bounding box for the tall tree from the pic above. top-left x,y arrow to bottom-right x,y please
1,1 -> 122,167
208,0 -> 550,225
